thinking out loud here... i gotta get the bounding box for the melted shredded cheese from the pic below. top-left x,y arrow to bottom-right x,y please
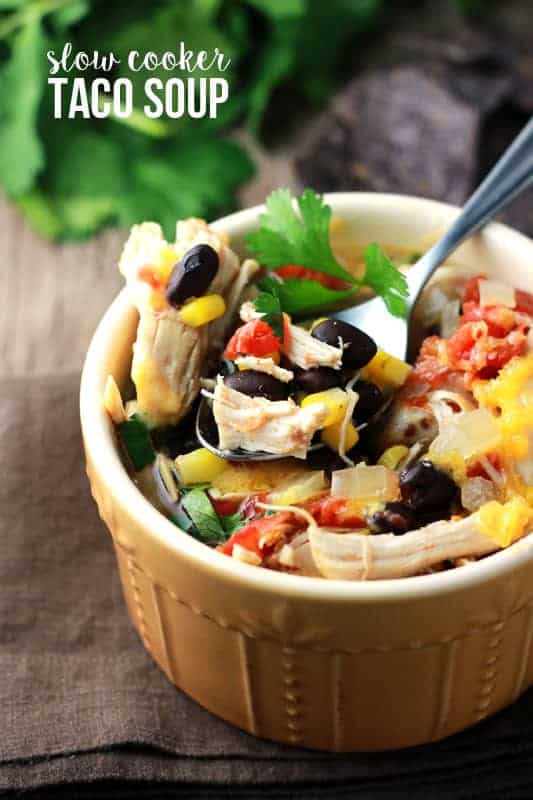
339,375 -> 359,467
256,501 -> 317,530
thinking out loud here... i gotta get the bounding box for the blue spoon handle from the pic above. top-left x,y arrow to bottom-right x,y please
407,116 -> 533,304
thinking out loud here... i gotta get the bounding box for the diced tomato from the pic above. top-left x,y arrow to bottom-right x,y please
210,497 -> 241,517
275,264 -> 349,291
466,452 -> 503,479
446,317 -> 526,386
462,274 -> 486,304
447,321 -> 488,369
476,330 -> 527,379
224,319 -> 282,360
138,265 -> 163,290
515,289 -> 533,317
462,302 -> 516,338
220,511 -> 301,557
305,496 -> 365,528
409,335 -> 451,388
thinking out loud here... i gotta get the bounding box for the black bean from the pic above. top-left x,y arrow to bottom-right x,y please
293,366 -> 342,393
312,319 -> 377,369
369,502 -> 417,535
353,380 -> 384,424
165,244 -> 219,307
224,370 -> 289,401
305,445 -> 366,474
399,460 -> 458,513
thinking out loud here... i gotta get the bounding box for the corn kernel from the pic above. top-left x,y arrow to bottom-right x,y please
154,247 -> 179,282
364,349 -> 412,390
301,388 -> 349,428
175,448 -> 226,486
322,420 -> 359,452
180,294 -> 226,327
478,496 -> 532,548
378,445 -> 409,470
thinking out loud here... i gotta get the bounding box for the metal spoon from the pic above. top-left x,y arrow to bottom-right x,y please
333,117 -> 533,360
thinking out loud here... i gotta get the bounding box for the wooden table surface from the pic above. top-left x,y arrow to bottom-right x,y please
0,139 -> 296,378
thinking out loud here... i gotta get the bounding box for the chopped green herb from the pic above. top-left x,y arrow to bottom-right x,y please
254,290 -> 284,340
118,413 -> 155,471
221,511 -> 246,535
248,190 -> 409,319
181,489 -> 227,545
362,243 -> 409,318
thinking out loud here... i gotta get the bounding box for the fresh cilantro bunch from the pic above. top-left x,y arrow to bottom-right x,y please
249,189 -> 409,318
0,0 -> 389,241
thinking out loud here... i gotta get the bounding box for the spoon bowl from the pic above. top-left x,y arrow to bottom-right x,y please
331,117 -> 533,358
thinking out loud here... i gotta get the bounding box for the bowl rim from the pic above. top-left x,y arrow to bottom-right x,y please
80,191 -> 533,602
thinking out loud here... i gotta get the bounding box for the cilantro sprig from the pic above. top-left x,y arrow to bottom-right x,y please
247,189 -> 355,284
254,290 -> 285,340
248,189 -> 409,319
179,489 -> 245,543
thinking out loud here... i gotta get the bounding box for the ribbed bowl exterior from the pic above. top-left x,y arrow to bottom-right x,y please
81,194 -> 533,751
86,450 -> 533,751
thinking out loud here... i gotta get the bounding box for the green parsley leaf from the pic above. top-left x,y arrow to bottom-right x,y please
362,243 -> 409,318
258,275 -> 356,317
246,189 -> 356,284
254,290 -> 284,339
181,489 -> 227,545
118,413 -> 156,472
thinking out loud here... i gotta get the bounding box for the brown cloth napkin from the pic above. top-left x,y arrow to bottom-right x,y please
3,373 -> 533,799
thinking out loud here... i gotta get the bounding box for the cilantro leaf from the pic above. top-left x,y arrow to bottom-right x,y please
362,243 -> 409,318
221,512 -> 246,535
118,413 -> 156,472
258,275 -> 356,317
246,189 -> 355,284
181,489 -> 227,545
0,20 -> 46,196
254,290 -> 284,339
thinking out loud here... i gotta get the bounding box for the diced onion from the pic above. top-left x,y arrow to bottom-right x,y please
461,476 -> 497,512
331,463 -> 400,503
478,279 -> 516,309
440,299 -> 461,339
429,408 -> 501,460
232,544 -> 262,566
269,471 -> 327,506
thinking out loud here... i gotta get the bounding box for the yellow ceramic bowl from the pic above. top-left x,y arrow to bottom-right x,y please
81,194 -> 533,751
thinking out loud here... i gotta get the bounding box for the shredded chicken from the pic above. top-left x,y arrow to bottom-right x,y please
240,301 -> 343,369
119,220 -> 254,425
212,377 -> 329,458
381,401 -> 438,450
234,356 -> 294,383
275,531 -> 321,576
308,514 -> 506,580
131,307 -> 208,425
